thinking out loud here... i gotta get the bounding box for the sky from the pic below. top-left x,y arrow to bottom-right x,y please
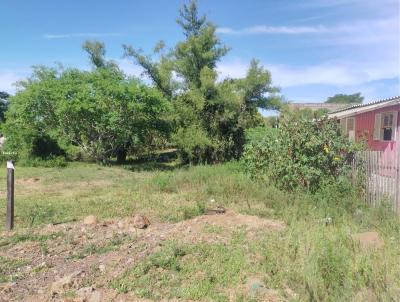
0,0 -> 399,103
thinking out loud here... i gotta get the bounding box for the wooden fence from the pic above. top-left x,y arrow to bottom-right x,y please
352,150 -> 400,213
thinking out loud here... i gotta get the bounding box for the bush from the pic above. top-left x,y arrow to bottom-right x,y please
1,65 -> 171,163
242,116 -> 359,192
18,156 -> 68,168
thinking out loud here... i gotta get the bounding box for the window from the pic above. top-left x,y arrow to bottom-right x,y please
373,112 -> 398,141
340,117 -> 355,141
382,113 -> 393,141
347,118 -> 355,141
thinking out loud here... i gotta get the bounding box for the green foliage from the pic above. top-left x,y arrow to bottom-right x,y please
0,91 -> 10,123
281,105 -> 329,120
0,256 -> 29,282
325,93 -> 364,104
1,162 -> 399,300
2,62 -> 171,163
242,116 -> 359,191
124,0 -> 281,164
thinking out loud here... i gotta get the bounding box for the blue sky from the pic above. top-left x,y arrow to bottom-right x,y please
0,0 -> 399,103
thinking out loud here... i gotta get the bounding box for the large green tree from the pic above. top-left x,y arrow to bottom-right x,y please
325,93 -> 363,104
2,49 -> 170,162
124,0 -> 280,163
0,91 -> 10,123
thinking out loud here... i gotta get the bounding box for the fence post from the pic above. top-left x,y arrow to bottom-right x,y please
6,160 -> 14,231
396,124 -> 400,213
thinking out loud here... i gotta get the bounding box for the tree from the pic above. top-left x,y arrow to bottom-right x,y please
2,51 -> 171,163
124,0 -> 281,163
0,91 -> 10,123
82,40 -> 118,69
325,93 -> 363,104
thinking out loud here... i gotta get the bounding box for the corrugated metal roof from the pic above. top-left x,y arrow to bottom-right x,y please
328,96 -> 400,114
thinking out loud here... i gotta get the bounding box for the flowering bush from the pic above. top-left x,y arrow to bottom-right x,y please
242,117 -> 359,192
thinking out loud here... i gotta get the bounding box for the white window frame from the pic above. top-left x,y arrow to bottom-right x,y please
340,117 -> 356,141
373,111 -> 398,141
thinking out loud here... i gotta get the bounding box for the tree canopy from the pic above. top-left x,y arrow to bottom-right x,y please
325,93 -> 364,104
0,91 -> 10,123
124,0 -> 281,163
2,56 -> 170,162
1,0 -> 281,164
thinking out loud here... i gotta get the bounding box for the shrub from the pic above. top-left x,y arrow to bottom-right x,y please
242,116 -> 359,192
2,65 -> 171,163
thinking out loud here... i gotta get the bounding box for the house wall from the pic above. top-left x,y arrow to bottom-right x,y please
353,104 -> 400,152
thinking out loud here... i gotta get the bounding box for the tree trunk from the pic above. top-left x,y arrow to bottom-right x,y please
116,148 -> 127,163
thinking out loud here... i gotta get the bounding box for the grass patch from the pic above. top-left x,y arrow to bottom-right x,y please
67,234 -> 131,259
0,160 -> 399,300
112,233 -> 250,301
0,256 -> 29,283
0,231 -> 65,248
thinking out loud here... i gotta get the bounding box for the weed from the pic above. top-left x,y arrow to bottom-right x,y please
112,238 -> 249,301
0,232 -> 64,247
67,234 -> 130,259
0,256 -> 29,283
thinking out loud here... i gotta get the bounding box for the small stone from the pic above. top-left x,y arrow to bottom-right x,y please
132,215 -> 150,229
83,215 -> 97,225
352,231 -> 384,250
205,205 -> 226,215
117,221 -> 125,229
98,264 -> 106,272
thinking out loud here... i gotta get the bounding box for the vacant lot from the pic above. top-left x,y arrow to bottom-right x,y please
0,161 -> 399,301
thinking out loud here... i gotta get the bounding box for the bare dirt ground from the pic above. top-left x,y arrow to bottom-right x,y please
0,210 -> 285,302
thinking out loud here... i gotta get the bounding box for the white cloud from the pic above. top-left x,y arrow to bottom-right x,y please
217,58 -> 399,88
295,0 -> 398,9
114,59 -> 145,78
217,18 -> 398,39
216,25 -> 329,35
43,32 -> 126,39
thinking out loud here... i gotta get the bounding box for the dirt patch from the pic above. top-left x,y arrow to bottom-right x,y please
170,210 -> 285,243
0,210 -> 284,301
19,177 -> 41,184
352,231 -> 384,250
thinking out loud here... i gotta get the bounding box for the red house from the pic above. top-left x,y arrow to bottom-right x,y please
328,96 -> 400,152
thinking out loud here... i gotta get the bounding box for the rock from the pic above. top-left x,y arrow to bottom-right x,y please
205,205 -> 226,215
352,231 -> 384,250
83,215 -> 97,225
99,264 -> 106,273
132,215 -> 150,229
117,221 -> 125,229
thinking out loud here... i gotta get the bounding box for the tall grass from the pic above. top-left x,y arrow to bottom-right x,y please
1,161 -> 399,300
